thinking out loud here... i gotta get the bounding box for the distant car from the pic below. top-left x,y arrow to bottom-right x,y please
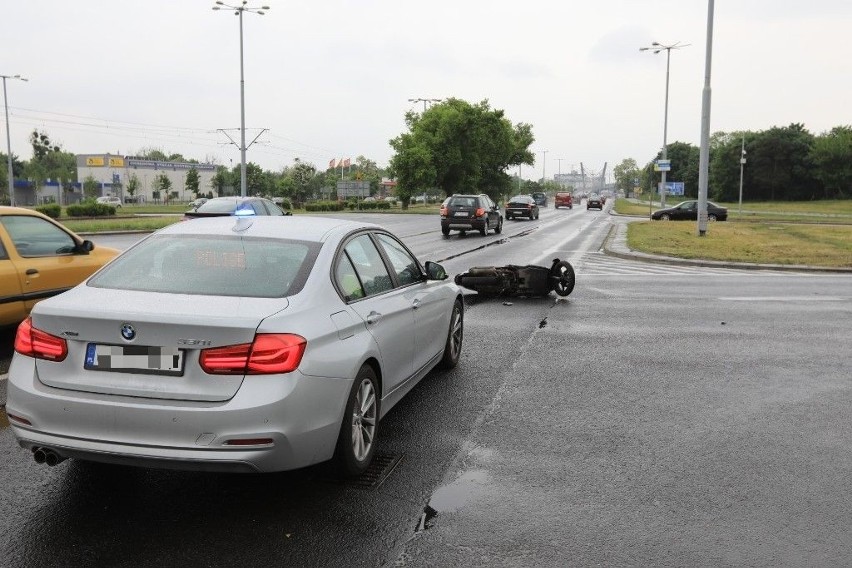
184,196 -> 290,219
587,194 -> 603,210
554,192 -> 573,209
440,194 -> 503,236
0,206 -> 120,329
505,195 -> 540,220
7,216 -> 463,475
96,196 -> 122,208
651,200 -> 728,221
531,192 -> 548,207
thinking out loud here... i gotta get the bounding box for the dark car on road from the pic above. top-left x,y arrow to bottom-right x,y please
531,192 -> 548,207
587,194 -> 603,210
440,194 -> 503,236
184,196 -> 291,219
505,195 -> 540,220
651,200 -> 728,221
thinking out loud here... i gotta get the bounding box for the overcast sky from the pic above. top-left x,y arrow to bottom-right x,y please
3,1 -> 851,180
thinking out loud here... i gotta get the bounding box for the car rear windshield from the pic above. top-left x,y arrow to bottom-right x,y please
88,234 -> 321,298
194,199 -> 245,214
448,197 -> 477,208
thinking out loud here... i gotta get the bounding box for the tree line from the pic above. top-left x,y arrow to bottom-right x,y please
613,123 -> 852,202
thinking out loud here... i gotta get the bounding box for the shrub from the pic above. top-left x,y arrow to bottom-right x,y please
66,202 -> 116,217
305,200 -> 344,212
36,204 -> 62,219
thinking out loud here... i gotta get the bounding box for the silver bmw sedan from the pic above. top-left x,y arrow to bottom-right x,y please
7,215 -> 463,475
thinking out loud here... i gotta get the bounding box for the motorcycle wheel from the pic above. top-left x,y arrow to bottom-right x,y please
550,260 -> 575,297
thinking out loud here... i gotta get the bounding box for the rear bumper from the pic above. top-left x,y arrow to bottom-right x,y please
6,356 -> 351,473
441,218 -> 486,230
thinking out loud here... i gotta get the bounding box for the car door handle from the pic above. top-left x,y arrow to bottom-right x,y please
366,311 -> 382,324
26,268 -> 39,276
412,298 -> 421,310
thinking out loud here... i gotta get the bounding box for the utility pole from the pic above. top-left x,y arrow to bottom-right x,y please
738,134 -> 746,216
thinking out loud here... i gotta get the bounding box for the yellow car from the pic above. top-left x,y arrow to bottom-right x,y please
0,206 -> 120,329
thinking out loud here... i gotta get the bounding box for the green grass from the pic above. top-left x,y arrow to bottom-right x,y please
615,198 -> 852,224
627,221 -> 852,267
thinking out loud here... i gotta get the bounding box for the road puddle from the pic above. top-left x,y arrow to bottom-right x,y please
427,468 -> 492,514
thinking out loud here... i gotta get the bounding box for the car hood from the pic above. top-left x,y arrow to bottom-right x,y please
26,284 -> 290,402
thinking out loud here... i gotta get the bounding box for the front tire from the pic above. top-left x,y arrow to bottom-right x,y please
660,213 -> 671,221
335,365 -> 379,477
494,218 -> 503,234
442,226 -> 450,236
551,261 -> 576,297
438,299 -> 464,369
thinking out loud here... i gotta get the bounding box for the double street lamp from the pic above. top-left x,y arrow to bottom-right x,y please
2,73 -> 27,207
213,1 -> 269,197
640,41 -> 688,209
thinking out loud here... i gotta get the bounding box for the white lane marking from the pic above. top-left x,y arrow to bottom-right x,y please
719,297 -> 848,302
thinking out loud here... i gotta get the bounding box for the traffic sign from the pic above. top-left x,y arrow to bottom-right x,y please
654,160 -> 671,172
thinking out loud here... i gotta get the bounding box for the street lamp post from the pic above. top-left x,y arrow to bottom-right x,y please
696,0 -> 715,236
213,1 -> 269,198
541,150 -> 548,185
640,41 -> 688,209
738,134 -> 746,216
408,98 -> 442,112
2,73 -> 27,207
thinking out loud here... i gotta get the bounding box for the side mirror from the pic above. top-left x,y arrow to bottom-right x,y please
424,261 -> 448,281
78,240 -> 95,254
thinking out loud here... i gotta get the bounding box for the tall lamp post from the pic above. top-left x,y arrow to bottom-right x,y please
2,73 -> 27,207
640,41 -> 688,209
213,1 -> 269,198
541,150 -> 548,185
408,98 -> 442,112
738,134 -> 746,216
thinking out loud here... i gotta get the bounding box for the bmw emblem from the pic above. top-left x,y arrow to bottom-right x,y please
120,323 -> 136,341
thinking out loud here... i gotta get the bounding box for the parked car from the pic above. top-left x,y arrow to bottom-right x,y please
7,216 -> 464,475
440,194 -> 503,236
184,196 -> 291,219
554,192 -> 573,209
531,192 -> 548,207
505,195 -> 540,220
651,200 -> 728,221
587,194 -> 603,210
96,196 -> 122,208
0,206 -> 120,329
188,197 -> 208,209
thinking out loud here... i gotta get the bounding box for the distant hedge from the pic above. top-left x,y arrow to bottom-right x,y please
66,202 -> 116,217
347,201 -> 391,211
35,204 -> 62,219
305,201 -> 345,212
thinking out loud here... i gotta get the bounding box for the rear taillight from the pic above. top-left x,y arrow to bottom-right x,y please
199,334 -> 307,375
475,207 -> 485,217
440,206 -> 448,216
14,318 -> 68,362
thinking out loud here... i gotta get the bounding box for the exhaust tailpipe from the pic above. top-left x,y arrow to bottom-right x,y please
32,447 -> 66,466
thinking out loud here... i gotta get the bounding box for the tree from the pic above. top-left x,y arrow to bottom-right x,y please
126,174 -> 140,202
83,175 -> 101,199
210,165 -> 232,196
24,130 -> 77,204
613,158 -> 639,193
389,98 -> 535,207
653,142 -> 700,199
810,126 -> 852,199
747,124 -> 816,201
155,173 -> 172,202
185,167 -> 200,198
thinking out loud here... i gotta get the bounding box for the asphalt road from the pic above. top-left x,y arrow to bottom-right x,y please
2,207 -> 851,567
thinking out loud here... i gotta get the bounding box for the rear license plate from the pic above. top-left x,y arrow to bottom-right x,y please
85,344 -> 185,376
454,211 -> 469,217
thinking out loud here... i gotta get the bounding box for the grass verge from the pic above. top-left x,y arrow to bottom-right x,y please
627,221 -> 852,267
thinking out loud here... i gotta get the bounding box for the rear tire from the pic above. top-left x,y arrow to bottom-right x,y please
441,226 -> 450,236
494,218 -> 503,234
438,299 -> 464,369
335,365 -> 379,477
